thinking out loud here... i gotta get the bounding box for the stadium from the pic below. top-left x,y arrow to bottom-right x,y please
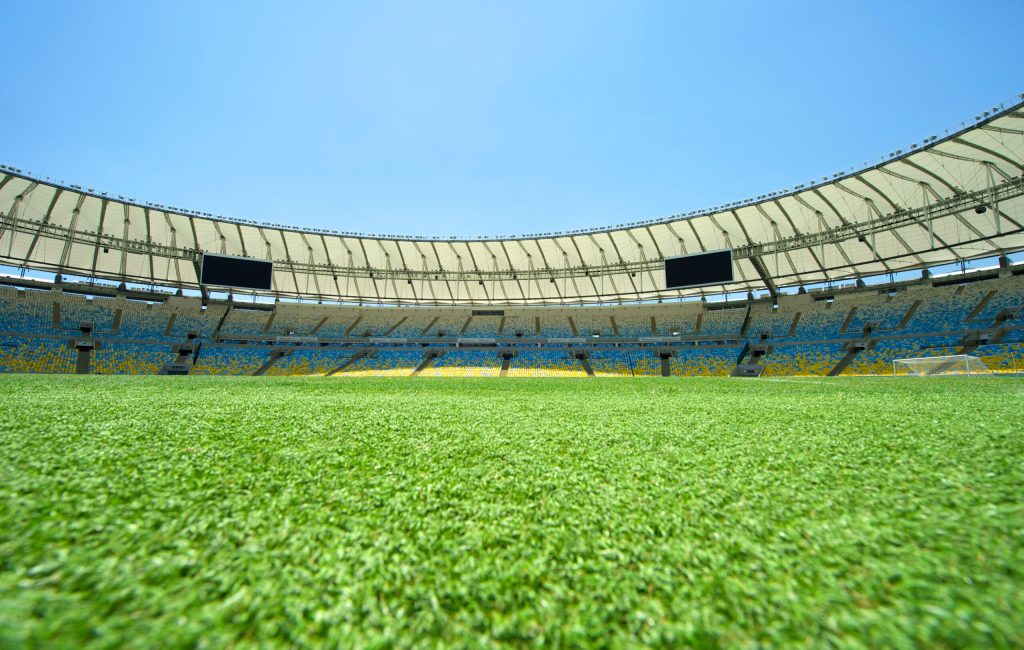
2,5 -> 1024,647
2,101 -> 1024,378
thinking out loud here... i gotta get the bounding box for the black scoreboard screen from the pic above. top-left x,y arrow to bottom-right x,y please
200,254 -> 273,291
664,249 -> 734,289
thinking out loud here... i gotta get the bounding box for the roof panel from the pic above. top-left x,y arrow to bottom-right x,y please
2,100 -> 1023,303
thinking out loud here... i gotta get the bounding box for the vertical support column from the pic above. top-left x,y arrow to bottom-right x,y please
816,210 -> 827,263
307,245 -> 319,299
562,251 -> 569,299
168,226 -> 180,286
527,254 -> 536,301
771,222 -> 781,276
119,203 -> 130,282
455,255 -> 463,302
346,249 -> 354,298
921,183 -> 934,248
0,194 -> 22,242
59,199 -> 84,274
985,163 -> 1000,236
263,239 -> 273,295
421,253 -> 431,302
865,199 -> 877,258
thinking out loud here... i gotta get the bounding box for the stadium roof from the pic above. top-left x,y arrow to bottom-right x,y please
1,97 -> 1023,305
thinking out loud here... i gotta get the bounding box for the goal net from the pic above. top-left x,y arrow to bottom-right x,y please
892,354 -> 992,377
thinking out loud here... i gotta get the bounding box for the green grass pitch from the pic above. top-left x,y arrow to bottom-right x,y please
1,375 -> 1022,647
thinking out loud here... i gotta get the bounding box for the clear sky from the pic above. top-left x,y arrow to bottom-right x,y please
1,1 -> 1021,238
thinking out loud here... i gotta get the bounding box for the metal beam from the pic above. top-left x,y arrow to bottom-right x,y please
748,256 -> 779,298
1,175 -> 1023,304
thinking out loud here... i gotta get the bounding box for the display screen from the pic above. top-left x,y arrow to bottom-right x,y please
200,254 -> 273,290
664,249 -> 734,289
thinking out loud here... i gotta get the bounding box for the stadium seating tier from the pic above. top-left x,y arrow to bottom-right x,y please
1,272 -> 1022,377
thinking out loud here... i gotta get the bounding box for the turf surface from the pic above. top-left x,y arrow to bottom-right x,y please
1,375 -> 1022,647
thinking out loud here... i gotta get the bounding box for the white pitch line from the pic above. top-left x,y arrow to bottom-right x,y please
758,377 -> 831,385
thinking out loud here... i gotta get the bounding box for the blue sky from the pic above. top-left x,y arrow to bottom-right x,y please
1,1 -> 1021,238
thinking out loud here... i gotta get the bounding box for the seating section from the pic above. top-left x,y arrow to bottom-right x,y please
118,301 -> 173,339
974,342 -> 1024,373
421,313 -> 467,338
461,317 -> 501,338
0,337 -> 77,373
1003,327 -> 1024,344
0,274 -> 1021,377
418,350 -> 501,377
337,350 -> 425,376
588,350 -> 633,377
266,311 -> 326,337
313,315 -> 358,338
93,342 -> 170,375
614,313 -> 653,337
263,348 -> 358,376
191,345 -> 270,375
762,343 -> 846,377
631,351 -> 663,376
700,309 -> 744,337
745,306 -> 796,339
843,336 -> 960,376
501,313 -> 537,337
903,283 -> 991,333
841,292 -> 910,335
169,305 -> 228,339
343,311 -> 400,337
388,312 -> 445,338
571,313 -> 614,338
220,309 -> 272,337
60,295 -> 117,332
537,317 -> 574,338
791,304 -> 850,341
655,312 -> 699,337
508,351 -> 586,377
969,278 -> 1024,325
670,347 -> 741,376
0,287 -> 55,333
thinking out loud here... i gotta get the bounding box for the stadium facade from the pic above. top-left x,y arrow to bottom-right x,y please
0,97 -> 1023,377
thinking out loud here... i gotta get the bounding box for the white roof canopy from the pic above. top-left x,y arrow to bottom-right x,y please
1,100 -> 1023,305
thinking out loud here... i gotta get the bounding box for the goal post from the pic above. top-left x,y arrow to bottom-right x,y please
892,354 -> 992,377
